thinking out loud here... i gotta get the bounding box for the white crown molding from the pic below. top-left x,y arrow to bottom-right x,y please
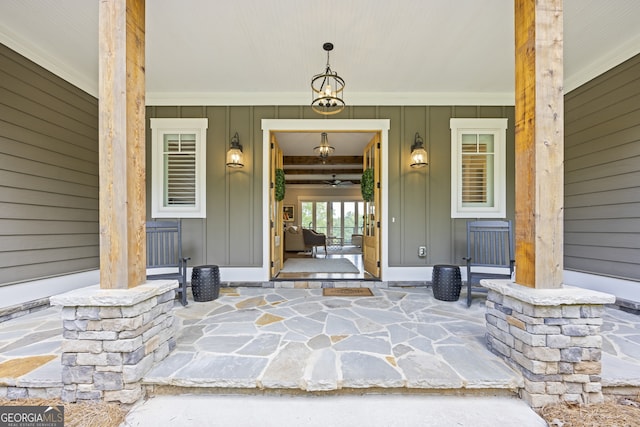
3,20 -> 639,106
145,91 -> 516,107
564,33 -> 640,93
0,28 -> 97,97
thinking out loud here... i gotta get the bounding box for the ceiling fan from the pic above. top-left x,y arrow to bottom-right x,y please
324,175 -> 352,187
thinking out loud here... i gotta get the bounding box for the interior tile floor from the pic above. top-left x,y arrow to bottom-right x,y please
277,253 -> 375,281
1,287 -> 640,398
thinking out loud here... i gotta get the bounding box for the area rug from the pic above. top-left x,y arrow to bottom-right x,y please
323,288 -> 373,297
315,245 -> 362,255
296,245 -> 362,256
280,258 -> 359,273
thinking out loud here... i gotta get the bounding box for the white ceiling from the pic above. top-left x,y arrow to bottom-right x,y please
1,0 -> 640,163
275,131 -> 376,157
1,0 -> 639,104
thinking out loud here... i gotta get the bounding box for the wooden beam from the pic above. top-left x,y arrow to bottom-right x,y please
284,168 -> 363,175
283,156 -> 363,166
286,180 -> 361,186
514,0 -> 564,289
98,0 -> 146,289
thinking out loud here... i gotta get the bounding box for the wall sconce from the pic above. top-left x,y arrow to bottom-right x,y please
226,132 -> 244,168
410,132 -> 428,168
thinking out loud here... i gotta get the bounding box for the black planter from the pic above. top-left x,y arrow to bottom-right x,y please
431,265 -> 462,301
191,265 -> 220,302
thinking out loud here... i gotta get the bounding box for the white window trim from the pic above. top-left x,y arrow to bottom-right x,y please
150,118 -> 208,218
450,118 -> 507,218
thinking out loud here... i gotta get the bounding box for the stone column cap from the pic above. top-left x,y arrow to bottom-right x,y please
481,279 -> 616,306
50,280 -> 178,307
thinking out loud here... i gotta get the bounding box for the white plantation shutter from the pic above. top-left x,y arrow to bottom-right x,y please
151,118 -> 207,218
461,134 -> 493,206
164,133 -> 197,206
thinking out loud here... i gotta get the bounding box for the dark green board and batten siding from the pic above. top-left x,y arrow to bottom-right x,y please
564,54 -> 640,281
145,105 -> 516,269
0,44 -> 99,286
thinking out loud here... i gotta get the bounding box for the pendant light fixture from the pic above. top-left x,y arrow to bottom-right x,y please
311,42 -> 345,115
314,132 -> 334,161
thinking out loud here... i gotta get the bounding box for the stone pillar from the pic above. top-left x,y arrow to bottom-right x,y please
482,279 -> 615,408
50,280 -> 178,405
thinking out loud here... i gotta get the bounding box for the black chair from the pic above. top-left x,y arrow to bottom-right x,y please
146,221 -> 190,305
463,220 -> 514,307
302,228 -> 327,257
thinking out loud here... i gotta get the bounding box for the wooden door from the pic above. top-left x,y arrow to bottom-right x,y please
270,134 -> 284,277
362,133 -> 381,277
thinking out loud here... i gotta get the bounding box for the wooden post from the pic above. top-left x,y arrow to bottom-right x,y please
514,0 -> 564,289
98,0 -> 146,289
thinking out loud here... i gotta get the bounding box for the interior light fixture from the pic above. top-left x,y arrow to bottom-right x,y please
226,132 -> 244,168
311,42 -> 345,115
313,132 -> 335,161
410,132 -> 428,168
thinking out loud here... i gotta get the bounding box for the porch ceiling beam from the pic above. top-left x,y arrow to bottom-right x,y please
514,0 -> 564,289
284,168 -> 363,175
286,180 -> 361,185
98,0 -> 146,289
283,156 -> 363,166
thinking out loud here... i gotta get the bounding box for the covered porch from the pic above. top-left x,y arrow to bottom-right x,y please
2,285 -> 639,400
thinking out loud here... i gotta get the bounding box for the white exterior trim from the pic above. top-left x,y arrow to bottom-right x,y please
564,33 -> 640,93
564,270 -> 640,303
5,268 -> 638,312
0,270 -> 100,310
145,92 -> 516,107
150,118 -> 208,218
450,118 -> 508,218
0,27 -> 98,97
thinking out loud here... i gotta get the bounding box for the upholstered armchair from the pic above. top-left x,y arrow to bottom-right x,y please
284,226 -> 306,252
302,228 -> 327,257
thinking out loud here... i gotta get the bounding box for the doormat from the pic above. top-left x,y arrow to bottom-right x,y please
323,288 -> 373,297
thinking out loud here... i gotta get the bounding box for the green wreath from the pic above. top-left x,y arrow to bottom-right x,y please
361,168 -> 375,202
275,168 -> 286,201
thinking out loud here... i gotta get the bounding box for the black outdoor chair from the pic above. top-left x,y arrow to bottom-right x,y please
463,220 -> 515,307
146,220 -> 190,305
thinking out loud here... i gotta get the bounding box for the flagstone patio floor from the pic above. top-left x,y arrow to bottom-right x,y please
1,286 -> 640,399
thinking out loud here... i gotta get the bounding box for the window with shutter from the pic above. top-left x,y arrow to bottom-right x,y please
461,134 -> 493,205
450,118 -> 507,218
151,118 -> 208,218
164,133 -> 196,206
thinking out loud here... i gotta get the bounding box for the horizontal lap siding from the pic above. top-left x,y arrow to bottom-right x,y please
0,44 -> 99,285
564,54 -> 640,281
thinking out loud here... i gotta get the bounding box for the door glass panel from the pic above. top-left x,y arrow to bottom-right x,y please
331,202 -> 342,238
301,202 -> 313,228
316,202 -> 327,235
300,200 -> 363,243
343,202 -> 355,243
366,204 -> 376,236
